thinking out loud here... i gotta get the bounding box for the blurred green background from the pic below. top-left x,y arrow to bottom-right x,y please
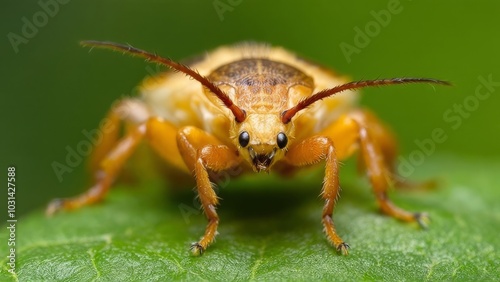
1,0 -> 499,217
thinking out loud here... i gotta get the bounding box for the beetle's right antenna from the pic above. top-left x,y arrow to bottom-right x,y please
281,78 -> 451,124
80,40 -> 247,122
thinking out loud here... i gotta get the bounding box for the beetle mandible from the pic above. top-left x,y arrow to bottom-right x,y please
47,41 -> 449,255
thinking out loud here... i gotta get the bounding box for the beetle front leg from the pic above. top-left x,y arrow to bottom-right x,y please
177,127 -> 242,255
285,136 -> 349,255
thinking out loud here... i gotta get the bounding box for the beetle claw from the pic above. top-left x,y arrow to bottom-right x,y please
190,242 -> 205,256
336,242 -> 350,255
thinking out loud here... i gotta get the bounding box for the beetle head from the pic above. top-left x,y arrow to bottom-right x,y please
233,113 -> 292,172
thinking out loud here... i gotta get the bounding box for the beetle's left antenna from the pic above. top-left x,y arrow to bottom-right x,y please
80,40 -> 247,122
281,78 -> 451,124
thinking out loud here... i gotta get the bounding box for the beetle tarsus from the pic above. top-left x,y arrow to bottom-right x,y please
46,198 -> 65,216
336,242 -> 350,255
414,212 -> 430,229
190,242 -> 205,256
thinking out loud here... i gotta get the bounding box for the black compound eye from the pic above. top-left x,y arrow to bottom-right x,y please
277,132 -> 288,149
239,131 -> 250,147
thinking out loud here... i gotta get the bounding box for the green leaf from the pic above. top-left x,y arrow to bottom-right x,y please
2,155 -> 500,281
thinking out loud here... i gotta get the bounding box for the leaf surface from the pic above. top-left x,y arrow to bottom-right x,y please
2,155 -> 499,281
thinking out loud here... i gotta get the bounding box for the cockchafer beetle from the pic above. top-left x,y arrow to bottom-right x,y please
47,41 -> 449,255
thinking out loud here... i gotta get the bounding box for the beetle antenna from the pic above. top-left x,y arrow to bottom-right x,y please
80,40 -> 247,122
281,78 -> 450,124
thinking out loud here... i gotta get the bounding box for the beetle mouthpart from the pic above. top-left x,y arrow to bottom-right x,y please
249,147 -> 276,172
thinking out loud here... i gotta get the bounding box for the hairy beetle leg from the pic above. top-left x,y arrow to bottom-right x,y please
46,116 -> 189,216
350,110 -> 429,228
376,193 -> 428,228
323,213 -> 350,255
316,109 -> 429,229
177,127 -> 242,255
46,124 -> 146,215
285,136 -> 349,254
46,178 -> 111,216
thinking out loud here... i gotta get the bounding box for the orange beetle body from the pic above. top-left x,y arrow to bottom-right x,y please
48,41 -> 448,255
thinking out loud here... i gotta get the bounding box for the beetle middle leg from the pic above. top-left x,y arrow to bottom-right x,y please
285,136 -> 349,255
319,109 -> 428,228
176,126 -> 242,255
88,99 -> 151,174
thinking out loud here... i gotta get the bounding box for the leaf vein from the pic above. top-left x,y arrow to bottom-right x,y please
250,239 -> 268,280
87,248 -> 101,281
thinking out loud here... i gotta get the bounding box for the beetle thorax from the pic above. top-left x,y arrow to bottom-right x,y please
208,58 -> 314,113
